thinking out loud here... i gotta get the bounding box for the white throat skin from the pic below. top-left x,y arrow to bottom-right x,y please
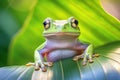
45,34 -> 80,48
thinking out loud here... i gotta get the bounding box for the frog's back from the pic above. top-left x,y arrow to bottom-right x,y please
47,49 -> 77,62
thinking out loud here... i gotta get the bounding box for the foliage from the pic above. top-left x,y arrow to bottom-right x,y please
7,0 -> 120,65
0,0 -> 31,66
0,0 -> 120,79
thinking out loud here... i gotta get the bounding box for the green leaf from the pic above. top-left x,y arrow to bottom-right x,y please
0,66 -> 34,80
0,9 -> 20,66
1,41 -> 120,80
8,0 -> 120,65
0,0 -> 33,66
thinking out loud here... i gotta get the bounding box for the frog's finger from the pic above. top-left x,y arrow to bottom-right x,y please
82,54 -> 87,66
92,54 -> 100,57
73,56 -> 79,61
88,58 -> 94,63
44,62 -> 53,67
88,53 -> 100,63
40,63 -> 47,72
88,54 -> 94,63
35,62 -> 40,71
73,54 -> 83,61
82,61 -> 87,66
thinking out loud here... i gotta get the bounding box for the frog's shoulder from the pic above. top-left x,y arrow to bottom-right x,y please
78,39 -> 91,45
36,41 -> 47,51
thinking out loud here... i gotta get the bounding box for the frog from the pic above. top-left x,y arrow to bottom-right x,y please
26,17 -> 99,72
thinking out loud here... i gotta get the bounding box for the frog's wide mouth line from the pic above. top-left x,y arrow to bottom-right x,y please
43,32 -> 80,36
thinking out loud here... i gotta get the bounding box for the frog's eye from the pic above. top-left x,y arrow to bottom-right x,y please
71,18 -> 78,28
43,20 -> 50,29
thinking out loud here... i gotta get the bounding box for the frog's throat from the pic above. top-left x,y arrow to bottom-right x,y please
43,32 -> 80,37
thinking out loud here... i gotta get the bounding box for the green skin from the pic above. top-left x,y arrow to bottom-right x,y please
29,17 -> 98,72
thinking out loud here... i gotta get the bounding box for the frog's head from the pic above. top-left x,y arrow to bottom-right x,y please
42,17 -> 80,38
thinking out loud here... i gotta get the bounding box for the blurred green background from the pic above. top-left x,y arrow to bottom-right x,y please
0,0 -> 120,67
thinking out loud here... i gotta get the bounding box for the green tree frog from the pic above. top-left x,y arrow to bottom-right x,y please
26,17 -> 99,72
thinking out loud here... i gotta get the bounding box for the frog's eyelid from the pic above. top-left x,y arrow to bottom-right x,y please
43,17 -> 53,24
68,16 -> 74,20
68,17 -> 78,23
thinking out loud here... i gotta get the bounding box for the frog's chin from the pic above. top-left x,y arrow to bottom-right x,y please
43,32 -> 80,37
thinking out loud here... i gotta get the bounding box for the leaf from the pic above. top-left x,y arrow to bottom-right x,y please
1,41 -> 120,80
0,0 -> 33,66
0,66 -> 34,80
8,0 -> 120,65
0,9 -> 21,66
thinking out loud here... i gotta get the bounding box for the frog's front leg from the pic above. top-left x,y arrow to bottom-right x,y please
26,42 -> 54,72
82,44 -> 94,65
73,44 -> 99,65
34,48 -> 53,72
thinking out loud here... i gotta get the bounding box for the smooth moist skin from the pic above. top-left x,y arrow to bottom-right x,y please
32,17 -> 95,72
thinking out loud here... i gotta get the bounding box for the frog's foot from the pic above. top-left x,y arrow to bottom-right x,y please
73,53 -> 100,66
92,53 -> 100,58
26,62 -> 53,72
82,53 -> 100,66
73,54 -> 84,61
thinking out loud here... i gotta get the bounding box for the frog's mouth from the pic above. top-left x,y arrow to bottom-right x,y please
43,32 -> 80,37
